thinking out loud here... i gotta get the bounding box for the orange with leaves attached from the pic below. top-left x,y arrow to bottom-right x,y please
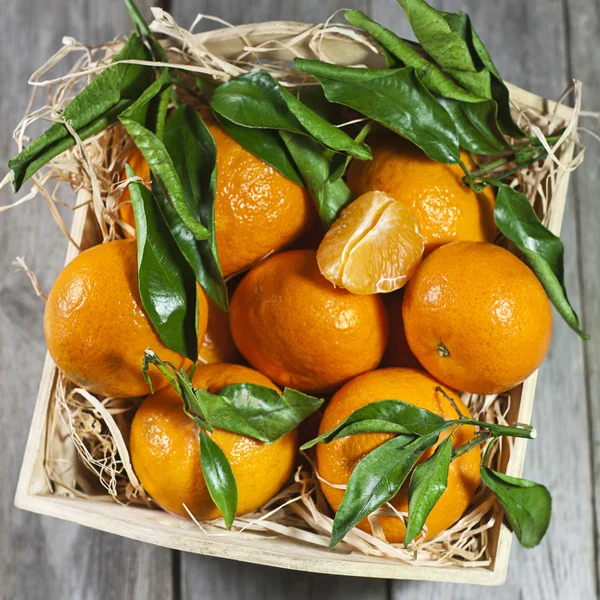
130,363 -> 297,520
346,134 -> 496,253
316,368 -> 481,542
119,117 -> 315,276
44,239 -> 208,397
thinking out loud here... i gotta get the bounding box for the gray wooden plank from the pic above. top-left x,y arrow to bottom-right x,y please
0,1 -> 175,599
171,0 -> 388,597
368,0 -> 597,598
564,0 -> 600,589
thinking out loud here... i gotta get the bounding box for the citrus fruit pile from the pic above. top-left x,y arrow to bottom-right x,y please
14,0 -> 564,552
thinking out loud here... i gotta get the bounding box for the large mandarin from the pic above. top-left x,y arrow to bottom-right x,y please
346,134 -> 496,253
229,250 -> 389,394
403,242 -> 552,395
316,368 -> 481,542
130,363 -> 297,519
44,240 -> 209,397
119,117 -> 315,276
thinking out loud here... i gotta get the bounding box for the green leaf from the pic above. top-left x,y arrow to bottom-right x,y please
126,166 -> 198,359
396,0 -> 492,97
215,114 -> 304,186
195,384 -> 324,443
446,13 -> 524,139
329,122 -> 372,183
293,60 -> 460,164
161,106 -> 228,311
124,0 -> 169,63
481,467 -> 551,548
9,32 -> 152,191
209,71 -> 371,160
280,131 -> 353,227
345,10 -> 484,103
494,185 -> 588,338
437,97 -> 511,154
301,399 -> 447,450
119,68 -> 173,128
199,429 -> 238,529
404,435 -> 453,545
120,117 -> 211,242
330,432 -> 438,548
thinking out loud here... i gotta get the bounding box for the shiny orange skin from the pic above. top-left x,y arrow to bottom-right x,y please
198,298 -> 240,364
403,242 -> 553,394
316,368 -> 481,542
346,134 -> 496,253
381,291 -> 421,370
44,240 -> 209,397
119,120 -> 315,276
229,250 -> 389,394
130,363 -> 297,520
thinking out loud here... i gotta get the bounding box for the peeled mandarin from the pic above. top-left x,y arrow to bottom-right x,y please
317,191 -> 424,295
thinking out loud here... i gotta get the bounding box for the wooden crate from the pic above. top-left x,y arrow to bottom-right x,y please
14,22 -> 577,586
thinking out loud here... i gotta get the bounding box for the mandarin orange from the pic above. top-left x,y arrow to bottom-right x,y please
229,250 -> 389,394
346,134 -> 496,253
130,363 -> 297,519
317,191 -> 424,295
198,297 -> 240,364
403,242 -> 552,394
316,368 -> 481,542
119,116 -> 315,276
44,240 -> 208,397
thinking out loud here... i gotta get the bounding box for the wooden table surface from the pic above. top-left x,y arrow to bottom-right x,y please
1,0 -> 598,598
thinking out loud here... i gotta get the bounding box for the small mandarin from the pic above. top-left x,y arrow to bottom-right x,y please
198,298 -> 240,365
381,291 -> 421,370
44,240 -> 209,397
316,368 -> 481,542
130,363 -> 297,519
317,191 -> 424,295
403,242 -> 552,394
229,250 -> 389,394
119,116 -> 315,276
346,134 -> 496,253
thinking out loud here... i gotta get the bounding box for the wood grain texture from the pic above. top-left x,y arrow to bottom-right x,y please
0,2 -> 174,600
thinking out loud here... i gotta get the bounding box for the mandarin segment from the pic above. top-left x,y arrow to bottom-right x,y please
229,250 -> 389,394
346,134 -> 496,253
130,363 -> 297,520
316,368 -> 481,542
44,240 -> 209,397
402,242 -> 552,394
118,116 -> 315,276
317,191 -> 424,295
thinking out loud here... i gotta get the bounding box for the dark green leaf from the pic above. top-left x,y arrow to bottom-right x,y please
215,114 -> 304,186
120,117 -> 211,241
301,399 -> 447,450
126,166 -> 198,359
119,68 -> 172,128
345,10 -> 484,103
293,60 -> 460,164
9,32 -> 152,191
396,0 -> 491,97
280,131 -> 353,227
404,435 -> 453,545
456,16 -> 525,139
438,97 -> 511,154
495,185 -> 588,338
161,106 -> 228,311
330,432 -> 438,548
124,0 -> 169,63
209,71 -> 371,160
199,429 -> 238,529
481,467 -> 551,548
195,383 -> 323,443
